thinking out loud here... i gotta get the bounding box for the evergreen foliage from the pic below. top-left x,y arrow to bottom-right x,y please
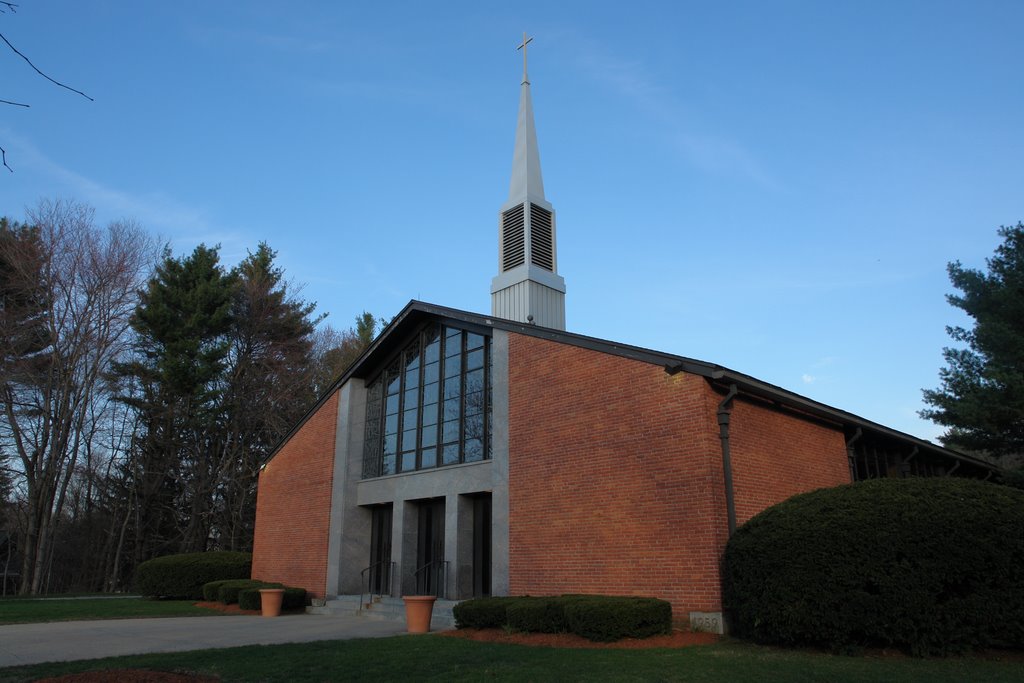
454,595 -> 671,642
722,478 -> 1024,655
237,585 -> 305,611
921,223 -> 1024,456
134,551 -> 251,600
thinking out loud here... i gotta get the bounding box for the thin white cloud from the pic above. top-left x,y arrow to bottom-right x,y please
564,32 -> 779,190
3,131 -> 246,256
802,374 -> 816,384
187,25 -> 334,55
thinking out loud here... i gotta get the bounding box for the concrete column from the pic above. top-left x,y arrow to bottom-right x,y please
490,330 -> 510,596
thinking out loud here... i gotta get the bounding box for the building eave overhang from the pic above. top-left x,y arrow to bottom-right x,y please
262,300 -> 999,475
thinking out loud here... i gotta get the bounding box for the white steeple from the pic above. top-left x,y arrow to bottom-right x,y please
491,33 -> 566,330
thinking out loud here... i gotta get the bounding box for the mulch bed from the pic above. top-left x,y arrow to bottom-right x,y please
439,627 -> 720,649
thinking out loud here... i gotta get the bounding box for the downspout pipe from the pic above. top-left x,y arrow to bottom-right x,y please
718,384 -> 739,537
845,428 -> 863,482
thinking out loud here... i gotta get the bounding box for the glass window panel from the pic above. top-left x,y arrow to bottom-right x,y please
465,412 -> 484,442
404,368 -> 419,389
442,443 -> 460,465
443,353 -> 461,378
420,447 -> 437,469
464,391 -> 484,418
402,428 -> 417,451
403,388 -> 419,410
422,381 -> 438,405
400,451 -> 416,472
445,329 -> 462,357
442,419 -> 460,444
443,398 -> 460,422
385,394 -> 399,415
386,366 -> 401,394
466,332 -> 484,351
465,438 -> 484,462
384,413 -> 398,435
421,425 -> 437,447
422,401 -> 439,427
465,368 -> 484,394
443,376 -> 461,401
402,408 -> 418,431
423,361 -> 439,385
384,434 -> 397,455
466,348 -> 484,371
404,344 -> 420,371
383,453 -> 396,475
424,335 -> 440,364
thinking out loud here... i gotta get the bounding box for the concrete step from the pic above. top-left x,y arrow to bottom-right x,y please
307,595 -> 459,630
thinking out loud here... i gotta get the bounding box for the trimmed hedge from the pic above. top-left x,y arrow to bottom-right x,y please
506,597 -> 569,634
454,595 -> 671,642
722,477 -> 1024,656
135,551 -> 252,600
453,596 -> 518,629
564,596 -> 672,642
216,579 -> 271,605
238,586 -> 305,611
202,580 -> 234,602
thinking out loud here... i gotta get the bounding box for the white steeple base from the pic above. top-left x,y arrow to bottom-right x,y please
491,266 -> 566,330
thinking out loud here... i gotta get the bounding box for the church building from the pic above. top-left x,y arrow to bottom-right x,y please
250,40 -> 995,629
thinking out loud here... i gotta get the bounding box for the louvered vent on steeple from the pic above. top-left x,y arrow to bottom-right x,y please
501,203 -> 526,271
529,203 -> 553,270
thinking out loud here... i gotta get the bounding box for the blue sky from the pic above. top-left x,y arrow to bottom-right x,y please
1,1 -> 1021,442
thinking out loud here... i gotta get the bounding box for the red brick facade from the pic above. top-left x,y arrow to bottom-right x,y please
251,391 -> 339,598
729,399 -> 851,527
507,332 -> 851,614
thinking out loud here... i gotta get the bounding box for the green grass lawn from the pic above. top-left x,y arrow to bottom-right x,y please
1,636 -> 1022,683
0,597 -> 218,624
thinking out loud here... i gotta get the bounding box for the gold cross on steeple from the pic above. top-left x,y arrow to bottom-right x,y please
517,32 -> 533,85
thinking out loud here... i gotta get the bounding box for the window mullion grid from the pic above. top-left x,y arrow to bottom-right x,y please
459,330 -> 467,464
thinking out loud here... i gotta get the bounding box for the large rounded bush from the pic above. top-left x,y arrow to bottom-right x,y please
722,477 -> 1024,655
135,551 -> 252,600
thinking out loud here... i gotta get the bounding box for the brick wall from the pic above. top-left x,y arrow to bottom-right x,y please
507,334 -> 727,613
251,392 -> 339,598
728,398 -> 851,526
507,333 -> 855,616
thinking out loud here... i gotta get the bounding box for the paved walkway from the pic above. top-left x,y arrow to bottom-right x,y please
0,614 -> 409,668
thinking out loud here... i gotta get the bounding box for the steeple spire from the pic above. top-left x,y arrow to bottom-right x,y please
491,34 -> 566,330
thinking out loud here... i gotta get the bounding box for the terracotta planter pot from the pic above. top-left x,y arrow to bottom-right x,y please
402,595 -> 437,633
259,588 -> 285,617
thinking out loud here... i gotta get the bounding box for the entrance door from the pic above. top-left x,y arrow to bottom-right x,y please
369,506 -> 392,596
415,499 -> 445,596
472,494 -> 492,597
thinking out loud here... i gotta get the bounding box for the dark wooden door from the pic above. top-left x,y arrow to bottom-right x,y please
472,494 -> 492,597
415,499 -> 445,596
369,505 -> 392,595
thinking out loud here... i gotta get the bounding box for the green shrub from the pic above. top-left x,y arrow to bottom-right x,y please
217,579 -> 270,605
563,596 -> 672,642
455,595 -> 671,641
237,585 -> 306,611
506,597 -> 569,633
722,477 -> 1024,656
202,580 -> 233,602
135,552 -> 252,600
453,596 -> 517,629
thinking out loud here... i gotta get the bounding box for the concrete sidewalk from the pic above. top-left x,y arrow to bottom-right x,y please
0,614 -> 409,668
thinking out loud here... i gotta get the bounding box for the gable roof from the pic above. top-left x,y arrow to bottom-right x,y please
263,300 -> 998,476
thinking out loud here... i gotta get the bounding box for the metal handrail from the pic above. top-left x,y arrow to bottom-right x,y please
412,559 -> 449,599
359,560 -> 394,613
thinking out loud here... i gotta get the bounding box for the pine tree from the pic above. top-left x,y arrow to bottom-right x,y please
921,223 -> 1024,457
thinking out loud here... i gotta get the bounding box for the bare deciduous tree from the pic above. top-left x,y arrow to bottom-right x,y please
0,199 -> 156,593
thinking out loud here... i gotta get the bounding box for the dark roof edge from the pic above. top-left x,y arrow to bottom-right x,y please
261,300 -> 999,475
704,368 -> 999,473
